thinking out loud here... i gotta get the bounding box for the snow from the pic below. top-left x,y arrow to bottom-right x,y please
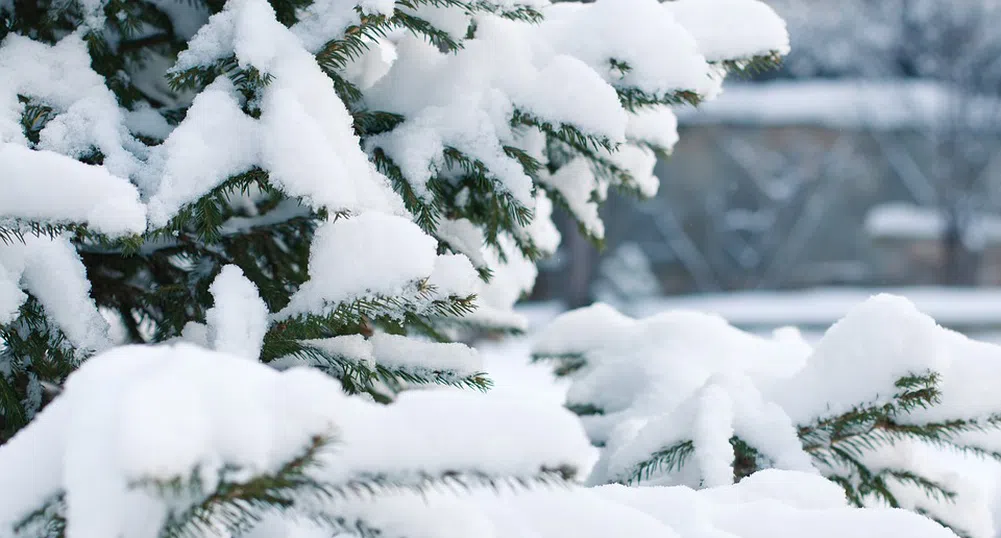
541,0 -> 716,98
606,144 -> 660,197
540,158 -> 604,239
678,79 -> 1001,130
626,107 -> 680,153
276,213 -> 438,320
0,34 -> 143,181
0,235 -> 112,352
596,470 -> 957,538
437,218 -> 489,269
465,236 -> 540,331
866,202 -> 1001,246
1,2 -> 947,537
0,144 -> 147,236
307,469 -> 959,538
361,19 -> 625,209
520,191 -> 563,256
692,384 -> 738,487
665,0 -> 790,62
205,265 -> 269,360
630,287 -> 1001,330
427,253 -> 481,299
145,79 -> 258,227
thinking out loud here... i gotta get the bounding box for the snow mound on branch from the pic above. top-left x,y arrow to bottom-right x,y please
0,33 -> 147,236
665,0 -> 790,62
205,265 -> 269,360
150,0 -> 403,226
277,213 -> 437,319
0,34 -> 145,183
535,294 -> 1001,536
541,0 -> 715,97
0,235 -> 112,352
0,343 -> 594,538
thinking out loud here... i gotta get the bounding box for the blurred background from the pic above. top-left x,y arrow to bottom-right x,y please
528,0 -> 1001,335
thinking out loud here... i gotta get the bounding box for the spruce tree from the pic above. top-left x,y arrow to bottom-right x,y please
0,0 -> 813,536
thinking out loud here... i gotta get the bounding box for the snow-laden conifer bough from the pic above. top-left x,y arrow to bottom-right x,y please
535,294 -> 1001,538
0,0 -> 960,536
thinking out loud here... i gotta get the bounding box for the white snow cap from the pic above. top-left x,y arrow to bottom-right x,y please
205,265 -> 269,360
0,235 -> 112,352
541,0 -> 715,97
665,0 -> 790,62
276,212 -> 433,317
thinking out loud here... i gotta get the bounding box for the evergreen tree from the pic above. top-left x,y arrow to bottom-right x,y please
0,0 -> 847,536
534,296 -> 1001,538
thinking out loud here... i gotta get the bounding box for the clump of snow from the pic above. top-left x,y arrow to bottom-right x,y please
437,218 -> 489,269
145,79 -> 258,226
626,107 -> 680,153
205,265 -> 269,360
665,0 -> 790,62
428,253 -> 481,300
0,235 -> 112,352
0,34 -> 144,182
276,213 -> 437,319
301,468 -> 958,538
0,144 -> 146,236
541,0 -> 715,97
464,236 -> 540,331
540,158 -> 604,239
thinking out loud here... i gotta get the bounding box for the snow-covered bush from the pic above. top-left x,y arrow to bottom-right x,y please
534,294 -> 1001,537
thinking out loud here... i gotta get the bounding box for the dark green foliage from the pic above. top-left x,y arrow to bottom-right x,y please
627,440 -> 695,483
150,435 -> 336,538
0,299 -> 79,438
12,493 -> 65,538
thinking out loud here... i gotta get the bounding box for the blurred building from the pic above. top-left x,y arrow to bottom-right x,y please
533,0 -> 1001,304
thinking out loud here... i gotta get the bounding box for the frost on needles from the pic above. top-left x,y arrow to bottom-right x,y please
0,0 -> 958,536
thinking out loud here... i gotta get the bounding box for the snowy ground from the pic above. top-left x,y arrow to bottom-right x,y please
477,287 -> 1001,537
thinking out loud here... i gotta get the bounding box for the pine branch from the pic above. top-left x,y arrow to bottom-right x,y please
512,109 -> 618,155
606,59 -> 704,111
272,341 -> 492,399
11,493 -> 65,538
530,351 -> 587,377
882,468 -> 957,504
138,435 -> 335,538
565,403 -> 603,416
262,286 -> 478,362
712,50 -> 785,77
330,466 -> 577,497
616,87 -> 703,112
623,440 -> 695,484
0,298 -> 79,441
